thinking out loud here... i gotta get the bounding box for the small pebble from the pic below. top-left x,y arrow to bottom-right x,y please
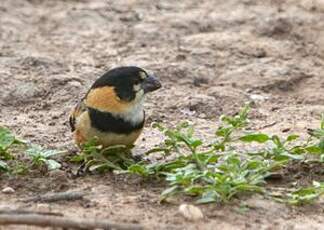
249,94 -> 269,102
198,113 -> 207,119
179,204 -> 204,221
68,81 -> 82,88
2,187 -> 15,194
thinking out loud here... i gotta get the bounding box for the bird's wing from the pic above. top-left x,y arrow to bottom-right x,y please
69,99 -> 87,132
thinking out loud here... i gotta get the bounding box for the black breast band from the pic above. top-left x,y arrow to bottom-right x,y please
88,107 -> 144,134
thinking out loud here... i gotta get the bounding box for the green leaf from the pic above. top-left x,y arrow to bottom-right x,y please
42,150 -> 62,158
196,190 -> 219,204
184,186 -> 205,196
70,154 -> 85,163
26,145 -> 62,158
25,145 -> 42,157
305,145 -> 321,154
239,133 -> 270,143
271,135 -> 283,148
280,152 -> 304,160
245,160 -> 263,170
286,135 -> 299,142
46,159 -> 61,170
190,140 -> 203,148
215,127 -> 231,137
319,140 -> 324,153
0,127 -> 16,150
0,160 -> 9,172
308,129 -> 324,139
161,185 -> 179,198
290,146 -> 306,155
128,164 -> 150,176
220,105 -> 250,128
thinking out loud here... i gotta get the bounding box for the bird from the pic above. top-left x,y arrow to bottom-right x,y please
69,66 -> 161,148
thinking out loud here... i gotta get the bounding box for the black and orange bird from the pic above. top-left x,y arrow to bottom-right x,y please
69,66 -> 161,148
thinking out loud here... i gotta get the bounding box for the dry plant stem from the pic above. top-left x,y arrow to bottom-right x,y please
0,209 -> 63,216
257,121 -> 277,130
0,214 -> 143,230
22,191 -> 85,203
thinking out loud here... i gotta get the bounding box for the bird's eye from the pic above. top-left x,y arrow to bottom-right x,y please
134,79 -> 141,85
139,71 -> 147,80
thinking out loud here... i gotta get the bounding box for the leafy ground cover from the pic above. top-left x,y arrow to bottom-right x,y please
3,106 -> 322,206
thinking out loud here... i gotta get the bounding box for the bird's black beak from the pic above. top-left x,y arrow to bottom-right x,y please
142,74 -> 161,93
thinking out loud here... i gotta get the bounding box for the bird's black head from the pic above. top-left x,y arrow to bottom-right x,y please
91,66 -> 161,102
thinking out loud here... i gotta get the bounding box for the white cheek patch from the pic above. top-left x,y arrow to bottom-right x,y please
123,99 -> 144,126
136,89 -> 144,99
133,84 -> 141,92
112,86 -> 145,126
112,89 -> 145,126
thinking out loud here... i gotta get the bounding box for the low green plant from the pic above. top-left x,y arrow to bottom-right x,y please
68,106 -> 324,205
0,126 -> 62,174
122,106 -> 323,204
134,105 -> 281,203
71,138 -> 135,173
2,106 -> 323,206
270,181 -> 324,205
26,145 -> 62,170
0,127 -> 24,160
306,114 -> 324,162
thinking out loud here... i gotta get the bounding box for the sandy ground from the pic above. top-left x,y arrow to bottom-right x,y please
0,0 -> 324,229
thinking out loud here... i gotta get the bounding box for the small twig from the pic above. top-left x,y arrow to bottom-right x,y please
267,187 -> 296,192
258,121 -> 277,130
0,209 -> 63,216
0,214 -> 143,230
22,191 -> 85,203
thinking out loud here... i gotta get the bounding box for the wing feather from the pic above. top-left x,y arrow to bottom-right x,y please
69,99 -> 87,132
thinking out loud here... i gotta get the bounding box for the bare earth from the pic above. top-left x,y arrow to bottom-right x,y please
0,0 -> 324,229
